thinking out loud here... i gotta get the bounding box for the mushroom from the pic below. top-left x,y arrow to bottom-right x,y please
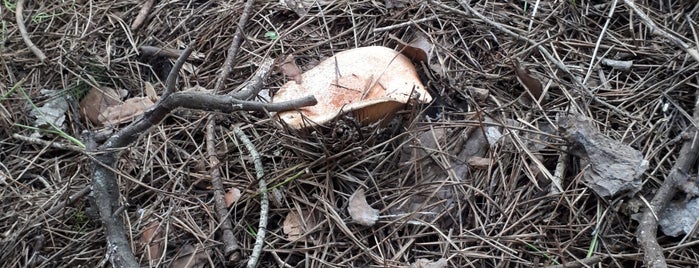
273,46 -> 432,130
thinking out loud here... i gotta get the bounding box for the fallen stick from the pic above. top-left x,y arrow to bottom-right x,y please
15,0 -> 47,62
636,96 -> 699,267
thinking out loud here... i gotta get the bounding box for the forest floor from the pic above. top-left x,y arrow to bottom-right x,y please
2,1 -> 699,267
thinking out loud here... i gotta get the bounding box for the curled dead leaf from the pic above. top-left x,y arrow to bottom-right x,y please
467,156 -> 491,169
512,59 -> 543,105
277,54 -> 303,84
141,221 -> 163,264
348,188 -> 379,226
273,46 -> 432,129
282,209 -> 316,241
224,187 -> 241,208
99,97 -> 155,126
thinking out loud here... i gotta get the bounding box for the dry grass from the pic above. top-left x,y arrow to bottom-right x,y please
1,0 -> 699,267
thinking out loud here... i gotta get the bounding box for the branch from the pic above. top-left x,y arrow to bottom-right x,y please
15,0 -> 47,62
131,0 -> 155,31
90,44 -> 315,266
161,44 -> 195,99
213,0 -> 256,93
636,96 -> 699,267
233,126 -> 268,268
206,122 -> 241,262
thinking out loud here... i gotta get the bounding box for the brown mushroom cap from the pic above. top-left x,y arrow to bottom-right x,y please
273,46 -> 432,129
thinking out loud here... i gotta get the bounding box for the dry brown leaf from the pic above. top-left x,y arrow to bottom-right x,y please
141,221 -> 163,264
224,187 -> 241,208
277,54 -> 303,84
512,59 -> 543,105
79,87 -> 122,125
395,32 -> 433,63
410,258 -> 448,268
144,81 -> 158,102
171,244 -> 209,268
282,209 -> 316,241
99,97 -> 155,126
467,156 -> 491,169
348,188 -> 379,226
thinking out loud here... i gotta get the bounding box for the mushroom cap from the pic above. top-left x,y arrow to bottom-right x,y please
273,46 -> 432,129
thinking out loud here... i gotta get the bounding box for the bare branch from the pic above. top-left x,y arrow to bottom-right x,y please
213,0 -> 256,93
636,96 -> 699,267
15,0 -> 47,62
131,0 -> 155,31
233,126 -> 267,268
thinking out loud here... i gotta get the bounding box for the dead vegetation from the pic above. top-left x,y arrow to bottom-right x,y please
1,0 -> 699,267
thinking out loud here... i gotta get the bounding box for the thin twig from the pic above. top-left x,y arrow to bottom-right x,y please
90,43 -> 315,267
204,0 -> 258,262
205,122 -> 241,262
622,0 -> 699,62
161,44 -> 195,100
12,133 -> 84,152
233,126 -> 267,268
131,0 -> 155,31
15,0 -> 47,62
636,96 -> 699,268
372,15 -> 439,32
213,0 -> 256,93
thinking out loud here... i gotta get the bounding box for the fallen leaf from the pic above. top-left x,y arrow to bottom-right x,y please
141,221 -> 163,264
277,54 -> 303,84
558,115 -> 648,197
395,32 -> 433,63
410,258 -> 448,268
171,244 -> 209,268
144,81 -> 158,102
99,97 -> 155,126
224,187 -> 242,208
512,59 -> 543,105
31,90 -> 69,129
80,87 -> 123,125
282,209 -> 316,241
348,188 -> 379,226
467,156 -> 491,169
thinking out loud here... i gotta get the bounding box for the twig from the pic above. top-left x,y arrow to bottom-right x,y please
636,96 -> 699,267
205,122 -> 241,262
12,133 -> 84,152
230,58 -> 274,100
140,46 -> 201,61
204,0 -> 258,262
131,0 -> 155,31
213,0 -> 256,93
161,44 -> 194,99
90,44 -> 315,267
372,15 -> 439,32
44,186 -> 91,215
15,0 -> 47,62
232,126 -> 267,268
545,255 -> 603,268
622,0 -> 699,62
